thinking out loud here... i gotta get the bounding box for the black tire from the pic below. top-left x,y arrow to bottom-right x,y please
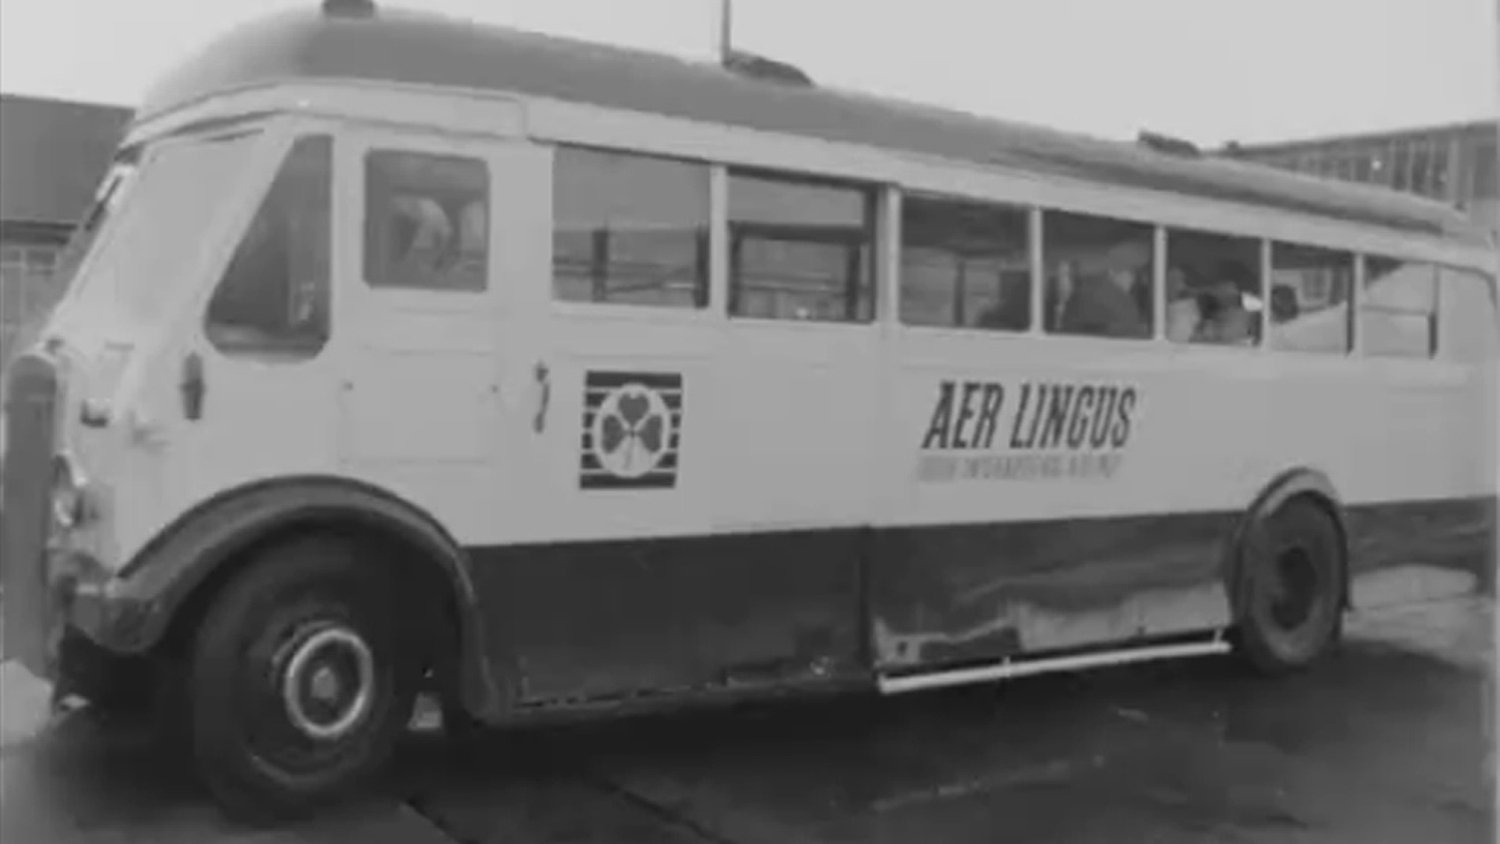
440,694 -> 493,766
188,534 -> 419,823
1233,497 -> 1346,674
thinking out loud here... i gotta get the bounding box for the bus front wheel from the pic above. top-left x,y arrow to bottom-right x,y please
1234,498 -> 1346,674
188,535 -> 419,823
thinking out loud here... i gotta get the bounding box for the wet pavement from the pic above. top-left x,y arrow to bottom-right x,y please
1,597 -> 1494,843
0,689 -> 451,843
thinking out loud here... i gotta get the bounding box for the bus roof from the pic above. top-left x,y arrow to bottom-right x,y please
138,4 -> 1492,249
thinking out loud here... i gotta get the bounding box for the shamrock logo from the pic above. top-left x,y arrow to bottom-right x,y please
591,383 -> 673,478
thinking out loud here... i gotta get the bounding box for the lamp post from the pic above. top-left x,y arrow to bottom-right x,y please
717,0 -> 733,62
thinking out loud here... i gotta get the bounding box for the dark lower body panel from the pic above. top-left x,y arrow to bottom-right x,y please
465,494 -> 1495,713
468,529 -> 870,706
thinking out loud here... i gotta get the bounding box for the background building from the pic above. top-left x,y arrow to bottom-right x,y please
0,93 -> 131,369
1223,120 -> 1499,236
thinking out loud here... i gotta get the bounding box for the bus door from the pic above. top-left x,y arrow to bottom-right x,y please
467,144 -> 732,703
151,130 -> 346,534
334,128 -> 523,542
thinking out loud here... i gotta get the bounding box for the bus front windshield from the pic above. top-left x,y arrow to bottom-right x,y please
49,129 -> 262,339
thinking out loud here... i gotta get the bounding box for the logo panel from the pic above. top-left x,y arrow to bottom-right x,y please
579,370 -> 683,490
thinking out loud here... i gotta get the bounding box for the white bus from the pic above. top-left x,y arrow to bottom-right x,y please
2,0 -> 1495,821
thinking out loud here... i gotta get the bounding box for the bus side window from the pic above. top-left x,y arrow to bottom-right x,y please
1042,210 -> 1154,340
553,146 -> 710,308
1162,228 -> 1262,347
1359,257 -> 1438,358
899,193 -> 1030,331
205,134 -> 332,358
364,150 -> 489,292
1440,266 -> 1500,364
1268,242 -> 1354,354
727,170 -> 877,323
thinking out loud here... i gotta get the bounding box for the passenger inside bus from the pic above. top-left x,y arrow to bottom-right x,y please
376,194 -> 487,290
1165,266 -> 1201,341
366,150 -> 489,292
899,193 -> 1031,331
388,196 -> 450,280
1270,283 -> 1300,323
1054,240 -> 1152,339
1046,260 -> 1076,331
1265,246 -> 1354,352
1186,262 -> 1258,345
1162,227 -> 1263,346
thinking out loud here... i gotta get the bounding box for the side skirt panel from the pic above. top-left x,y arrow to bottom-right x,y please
463,494 -> 1494,714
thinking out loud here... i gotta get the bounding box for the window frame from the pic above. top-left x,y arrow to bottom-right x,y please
724,165 -> 882,326
202,131 -> 335,362
362,147 -> 492,295
1435,264 -> 1499,364
895,189 -> 1035,335
1265,240 -> 1357,357
1160,225 -> 1266,350
497,135 -> 1491,362
1357,254 -> 1440,359
549,143 -> 716,315
1037,207 -> 1158,342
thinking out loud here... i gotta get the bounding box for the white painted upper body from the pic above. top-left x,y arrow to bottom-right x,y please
14,7 -> 1495,577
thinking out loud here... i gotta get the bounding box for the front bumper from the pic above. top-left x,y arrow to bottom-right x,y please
4,347 -> 161,682
57,549 -> 157,653
0,543 -> 164,691
0,542 -> 117,681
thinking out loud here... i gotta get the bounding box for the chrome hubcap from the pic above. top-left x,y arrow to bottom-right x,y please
278,625 -> 375,742
309,665 -> 342,704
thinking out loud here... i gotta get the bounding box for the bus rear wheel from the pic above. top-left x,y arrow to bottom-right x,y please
188,535 -> 418,823
1234,498 -> 1345,674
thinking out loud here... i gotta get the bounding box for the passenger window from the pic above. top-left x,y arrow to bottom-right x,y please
1268,243 -> 1353,354
728,170 -> 876,323
1163,229 -> 1262,346
1360,257 -> 1437,358
205,135 -> 332,357
1042,211 -> 1154,339
1439,267 -> 1499,363
900,194 -> 1030,331
553,146 -> 710,308
364,150 -> 488,292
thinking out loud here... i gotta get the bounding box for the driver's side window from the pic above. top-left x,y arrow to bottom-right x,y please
204,134 -> 332,358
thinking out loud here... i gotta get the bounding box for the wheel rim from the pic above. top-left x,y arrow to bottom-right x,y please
275,624 -> 376,742
236,605 -> 390,780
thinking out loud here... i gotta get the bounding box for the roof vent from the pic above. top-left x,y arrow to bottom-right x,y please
722,49 -> 813,87
1137,130 -> 1202,158
323,0 -> 377,18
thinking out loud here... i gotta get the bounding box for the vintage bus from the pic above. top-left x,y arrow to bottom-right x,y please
2,0 -> 1496,821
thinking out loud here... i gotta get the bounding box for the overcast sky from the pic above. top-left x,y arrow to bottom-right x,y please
0,0 -> 1495,146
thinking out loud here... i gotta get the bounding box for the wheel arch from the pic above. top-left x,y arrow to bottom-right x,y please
98,475 -> 504,717
1225,467 -> 1352,620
